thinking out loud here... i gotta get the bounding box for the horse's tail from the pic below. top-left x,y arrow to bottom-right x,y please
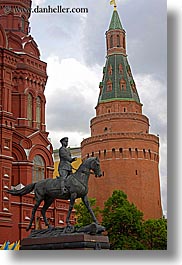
7,183 -> 36,196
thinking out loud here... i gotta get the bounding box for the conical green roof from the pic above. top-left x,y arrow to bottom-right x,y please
109,10 -> 123,30
98,54 -> 140,104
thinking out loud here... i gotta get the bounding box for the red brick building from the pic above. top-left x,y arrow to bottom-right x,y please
81,8 -> 162,219
0,0 -> 74,244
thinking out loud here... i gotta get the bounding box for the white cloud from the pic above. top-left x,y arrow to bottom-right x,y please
32,0 -> 46,6
135,74 -> 167,135
45,55 -> 101,101
45,55 -> 102,148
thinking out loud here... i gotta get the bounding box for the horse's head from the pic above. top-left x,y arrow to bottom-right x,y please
89,157 -> 102,178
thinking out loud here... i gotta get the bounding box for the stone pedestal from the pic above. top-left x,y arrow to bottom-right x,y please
20,233 -> 110,250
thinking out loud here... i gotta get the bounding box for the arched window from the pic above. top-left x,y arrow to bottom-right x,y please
27,93 -> 33,127
21,16 -> 25,32
123,35 -> 126,49
129,148 -> 132,158
120,79 -> 126,91
112,148 -> 116,158
36,96 -> 41,129
106,80 -> 112,92
32,155 -> 45,183
143,149 -> 146,159
119,148 -> 123,158
119,64 -> 123,75
110,35 -> 113,48
135,148 -> 138,158
117,35 -> 120,47
108,65 -> 112,75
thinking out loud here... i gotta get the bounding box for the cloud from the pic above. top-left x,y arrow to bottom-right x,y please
45,55 -> 102,144
33,0 -> 46,5
135,74 -> 167,136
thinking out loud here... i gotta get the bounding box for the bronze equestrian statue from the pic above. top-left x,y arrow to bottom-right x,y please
7,157 -> 102,232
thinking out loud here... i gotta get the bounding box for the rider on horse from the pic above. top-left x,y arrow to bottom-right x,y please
58,137 -> 77,195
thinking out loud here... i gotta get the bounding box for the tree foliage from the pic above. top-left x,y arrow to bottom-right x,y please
74,198 -> 101,227
102,190 -> 145,249
142,218 -> 167,250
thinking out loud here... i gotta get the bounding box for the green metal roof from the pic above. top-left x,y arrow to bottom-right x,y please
109,10 -> 123,30
98,54 -> 140,104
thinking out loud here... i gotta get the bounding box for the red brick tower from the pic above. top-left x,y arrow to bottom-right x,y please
81,8 -> 162,219
0,1 -> 74,243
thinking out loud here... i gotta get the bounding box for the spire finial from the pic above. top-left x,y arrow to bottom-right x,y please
110,0 -> 117,11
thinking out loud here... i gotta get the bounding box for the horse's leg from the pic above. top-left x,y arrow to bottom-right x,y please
82,195 -> 99,224
66,192 -> 77,226
41,197 -> 54,229
26,198 -> 42,231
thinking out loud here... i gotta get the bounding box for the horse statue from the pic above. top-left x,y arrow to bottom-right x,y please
7,157 -> 102,232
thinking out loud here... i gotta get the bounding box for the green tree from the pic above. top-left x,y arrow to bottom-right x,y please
102,190 -> 146,250
142,217 -> 167,250
74,198 -> 101,227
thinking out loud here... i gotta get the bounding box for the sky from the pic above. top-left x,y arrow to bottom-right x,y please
29,0 -> 167,216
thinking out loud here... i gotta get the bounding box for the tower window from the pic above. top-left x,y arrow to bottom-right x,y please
104,127 -> 108,132
135,148 -> 138,158
119,64 -> 123,75
123,35 -> 126,49
136,170 -> 138,175
21,16 -> 25,32
106,80 -> 112,92
36,96 -> 41,129
119,148 -> 123,158
143,149 -> 146,159
108,65 -> 112,75
112,148 -> 116,158
117,35 -> 120,47
120,79 -> 126,91
110,35 -> 113,48
27,93 -> 33,127
124,108 -> 126,112
129,148 -> 132,158
104,150 -> 106,159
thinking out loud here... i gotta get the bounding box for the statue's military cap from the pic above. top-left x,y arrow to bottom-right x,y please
60,137 -> 68,143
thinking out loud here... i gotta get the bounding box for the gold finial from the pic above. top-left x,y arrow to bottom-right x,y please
110,0 -> 117,11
